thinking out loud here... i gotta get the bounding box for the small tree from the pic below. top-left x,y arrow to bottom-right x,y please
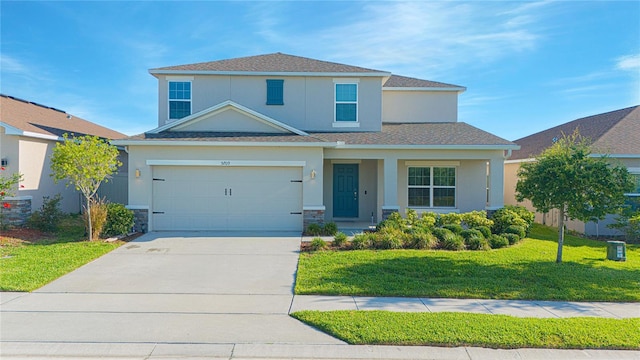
515,131 -> 634,263
51,134 -> 121,240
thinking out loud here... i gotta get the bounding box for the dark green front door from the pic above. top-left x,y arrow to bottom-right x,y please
333,164 -> 359,218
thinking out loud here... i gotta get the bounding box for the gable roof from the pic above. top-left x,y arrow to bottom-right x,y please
150,52 -> 390,76
383,75 -> 465,92
0,94 -> 125,140
510,105 -> 640,160
116,122 -> 517,150
147,100 -> 308,136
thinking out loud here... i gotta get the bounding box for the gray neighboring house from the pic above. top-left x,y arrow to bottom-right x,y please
0,95 -> 128,224
113,53 -> 518,233
504,105 -> 640,236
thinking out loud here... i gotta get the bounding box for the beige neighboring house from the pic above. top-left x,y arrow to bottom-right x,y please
504,105 -> 640,236
113,53 -> 518,233
0,94 -> 127,224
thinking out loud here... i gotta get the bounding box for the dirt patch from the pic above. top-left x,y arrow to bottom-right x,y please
0,228 -> 53,246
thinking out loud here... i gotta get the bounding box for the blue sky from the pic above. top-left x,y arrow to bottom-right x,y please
1,1 -> 638,140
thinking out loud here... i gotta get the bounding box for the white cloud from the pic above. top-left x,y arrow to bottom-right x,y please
616,54 -> 640,71
250,1 -> 551,79
0,54 -> 28,74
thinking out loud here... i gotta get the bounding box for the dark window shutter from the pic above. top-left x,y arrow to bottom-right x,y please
266,79 -> 284,105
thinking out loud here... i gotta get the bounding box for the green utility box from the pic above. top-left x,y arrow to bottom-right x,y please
606,241 -> 626,261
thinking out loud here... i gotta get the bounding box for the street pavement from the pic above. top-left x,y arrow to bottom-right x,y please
1,231 -> 638,359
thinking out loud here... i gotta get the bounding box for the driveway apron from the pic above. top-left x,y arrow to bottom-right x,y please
0,232 -> 342,345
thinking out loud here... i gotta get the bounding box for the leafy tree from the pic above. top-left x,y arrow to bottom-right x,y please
51,134 -> 122,240
515,131 -> 634,263
0,167 -> 23,226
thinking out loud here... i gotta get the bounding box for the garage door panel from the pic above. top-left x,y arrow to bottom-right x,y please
152,166 -> 302,231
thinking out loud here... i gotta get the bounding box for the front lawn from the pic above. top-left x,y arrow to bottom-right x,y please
0,216 -> 123,292
295,224 -> 640,301
292,310 -> 640,349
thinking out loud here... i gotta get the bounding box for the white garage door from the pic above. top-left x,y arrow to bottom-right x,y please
152,166 -> 303,231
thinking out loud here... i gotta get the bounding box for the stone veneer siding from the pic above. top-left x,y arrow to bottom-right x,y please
0,197 -> 32,227
129,208 -> 149,233
303,209 -> 325,229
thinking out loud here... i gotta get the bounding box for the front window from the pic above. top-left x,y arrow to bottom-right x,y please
335,83 -> 357,122
625,172 -> 640,211
169,81 -> 191,119
408,167 -> 456,208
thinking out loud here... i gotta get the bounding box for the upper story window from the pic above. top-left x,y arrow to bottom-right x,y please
408,166 -> 456,208
266,79 -> 284,105
169,81 -> 191,120
335,83 -> 358,122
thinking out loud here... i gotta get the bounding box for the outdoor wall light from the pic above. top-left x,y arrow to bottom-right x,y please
310,169 -> 316,179
135,169 -> 141,178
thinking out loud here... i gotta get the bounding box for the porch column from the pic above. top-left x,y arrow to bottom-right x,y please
382,157 -> 399,219
487,157 -> 505,212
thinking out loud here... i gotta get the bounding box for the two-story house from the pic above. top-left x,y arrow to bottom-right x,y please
113,53 -> 517,232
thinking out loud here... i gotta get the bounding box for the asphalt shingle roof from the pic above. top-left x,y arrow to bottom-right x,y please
0,95 -> 125,139
510,105 -> 640,160
125,122 -> 515,147
383,75 -> 463,89
151,53 -> 388,74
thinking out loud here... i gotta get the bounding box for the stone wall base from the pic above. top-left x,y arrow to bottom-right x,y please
382,207 -> 400,221
128,208 -> 149,233
303,209 -> 325,230
0,197 -> 32,227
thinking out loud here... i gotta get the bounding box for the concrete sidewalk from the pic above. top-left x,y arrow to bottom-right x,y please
291,295 -> 640,318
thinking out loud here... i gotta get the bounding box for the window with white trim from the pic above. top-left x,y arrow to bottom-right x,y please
169,81 -> 191,119
408,167 -> 456,208
625,172 -> 640,211
335,83 -> 357,122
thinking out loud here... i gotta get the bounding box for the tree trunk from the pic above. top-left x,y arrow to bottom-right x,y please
556,205 -> 565,263
87,197 -> 93,241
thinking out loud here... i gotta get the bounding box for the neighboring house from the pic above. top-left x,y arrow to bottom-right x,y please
504,106 -> 640,236
0,94 -> 127,223
113,53 -> 518,233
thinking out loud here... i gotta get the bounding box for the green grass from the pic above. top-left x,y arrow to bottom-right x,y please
295,224 -> 640,301
292,310 -> 640,349
0,216 -> 122,292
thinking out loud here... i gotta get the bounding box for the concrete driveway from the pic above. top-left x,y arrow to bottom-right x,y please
1,232 -> 342,345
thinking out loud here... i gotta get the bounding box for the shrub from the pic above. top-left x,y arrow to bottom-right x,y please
351,233 -> 374,250
440,212 -> 462,225
309,237 -> 328,251
474,226 -> 492,239
491,208 -> 528,235
460,229 -> 484,240
504,205 -> 535,230
414,214 -> 436,230
83,198 -> 108,240
408,229 -> 438,249
102,203 -> 134,238
465,235 -> 490,250
421,212 -> 440,226
432,227 -> 454,242
322,222 -> 338,236
503,233 -> 520,245
442,223 -> 464,234
489,234 -> 509,249
333,232 -> 348,248
504,225 -> 526,240
377,211 -> 406,231
406,209 -> 419,226
374,227 -> 406,249
26,194 -> 64,233
441,232 -> 465,251
306,223 -> 322,236
461,210 -> 494,228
